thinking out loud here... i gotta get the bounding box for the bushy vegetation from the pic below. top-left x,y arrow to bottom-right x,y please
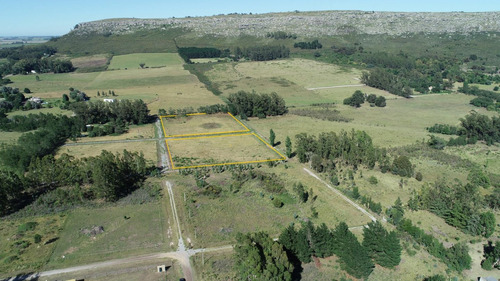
294,40 -> 322,49
0,150 -> 150,216
0,86 -> 26,112
234,45 -> 290,61
228,90 -> 287,118
481,241 -> 500,270
408,180 -> 495,237
266,31 -> 297,39
290,108 -> 351,123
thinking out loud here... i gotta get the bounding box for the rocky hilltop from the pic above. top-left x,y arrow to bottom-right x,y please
71,10 -> 500,37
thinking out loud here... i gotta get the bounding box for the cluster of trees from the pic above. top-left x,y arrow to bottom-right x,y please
227,91 -> 287,118
397,218 -> 471,272
481,241 -> 500,270
266,31 -> 297,39
408,180 -> 495,237
70,99 -> 150,125
0,86 -> 26,112
10,58 -> 74,74
460,83 -> 500,111
343,90 -> 386,107
361,68 -> 414,98
293,40 -> 322,49
0,150 -> 149,216
0,45 -> 56,61
296,130 -> 383,171
234,220 -> 401,280
197,104 -> 229,114
234,45 -> 290,61
427,112 -> 500,147
178,47 -> 225,63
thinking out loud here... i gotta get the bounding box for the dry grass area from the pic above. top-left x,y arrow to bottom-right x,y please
167,133 -> 283,168
68,124 -> 155,143
162,113 -> 247,137
445,143 -> 500,175
71,54 -> 109,69
57,141 -> 157,163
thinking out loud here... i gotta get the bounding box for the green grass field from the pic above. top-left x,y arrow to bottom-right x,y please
167,133 -> 283,168
46,202 -> 167,269
162,113 -> 248,137
108,53 -> 183,69
8,53 -> 223,114
0,215 -> 65,278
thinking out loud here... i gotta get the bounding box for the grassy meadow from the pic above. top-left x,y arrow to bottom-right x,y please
46,202 -> 167,269
0,215 -> 66,278
108,53 -> 183,69
167,133 -> 283,168
162,113 -> 248,137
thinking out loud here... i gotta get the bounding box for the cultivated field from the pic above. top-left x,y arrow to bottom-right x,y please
46,202 -> 167,269
167,133 -> 284,168
56,140 -> 157,163
161,113 -> 248,137
71,54 -> 110,70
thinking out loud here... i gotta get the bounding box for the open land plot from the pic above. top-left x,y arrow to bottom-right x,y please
7,107 -> 71,117
108,53 -> 183,69
205,59 -> 365,106
161,113 -> 248,137
71,54 -> 109,69
171,163 -> 371,247
0,214 -> 65,278
57,140 -> 157,163
46,202 -> 167,269
167,133 -> 284,168
0,131 -> 23,145
248,93 -> 493,149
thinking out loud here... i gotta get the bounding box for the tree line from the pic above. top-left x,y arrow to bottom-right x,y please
235,220 -> 401,280
343,90 -> 386,107
0,150 -> 149,216
227,90 -> 287,118
178,47 -> 224,63
266,31 -> 297,39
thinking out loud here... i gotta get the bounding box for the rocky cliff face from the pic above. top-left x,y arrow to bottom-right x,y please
71,10 -> 500,37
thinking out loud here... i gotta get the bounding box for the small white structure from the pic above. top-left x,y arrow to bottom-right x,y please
103,99 -> 116,103
28,97 -> 43,104
157,265 -> 166,273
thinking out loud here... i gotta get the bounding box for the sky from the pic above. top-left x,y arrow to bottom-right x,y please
1,0 -> 499,36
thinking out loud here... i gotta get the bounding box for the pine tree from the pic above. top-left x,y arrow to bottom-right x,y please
285,136 -> 292,158
270,129 -> 276,146
332,222 -> 374,279
362,221 -> 402,268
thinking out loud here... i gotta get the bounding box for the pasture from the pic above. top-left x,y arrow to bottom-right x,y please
248,93 -> 491,149
69,124 -> 155,142
0,215 -> 65,278
71,54 -> 110,71
56,140 -> 157,164
108,53 -> 183,70
46,202 -> 167,269
161,113 -> 248,137
167,133 -> 284,168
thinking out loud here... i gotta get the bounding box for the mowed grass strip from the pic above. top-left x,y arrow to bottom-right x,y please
57,141 -> 157,163
162,113 -> 248,137
108,53 -> 184,70
167,133 -> 283,168
46,202 -> 166,269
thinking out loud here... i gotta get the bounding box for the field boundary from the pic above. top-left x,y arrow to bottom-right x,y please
166,132 -> 286,169
160,112 -> 250,138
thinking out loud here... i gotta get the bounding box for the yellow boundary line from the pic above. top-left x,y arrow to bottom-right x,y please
160,112 -> 250,138
165,132 -> 286,170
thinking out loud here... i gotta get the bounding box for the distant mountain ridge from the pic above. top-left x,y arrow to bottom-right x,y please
71,10 -> 500,37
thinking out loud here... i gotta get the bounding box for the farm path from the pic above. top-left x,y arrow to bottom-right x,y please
4,245 -> 234,281
306,84 -> 365,90
303,167 -> 377,222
